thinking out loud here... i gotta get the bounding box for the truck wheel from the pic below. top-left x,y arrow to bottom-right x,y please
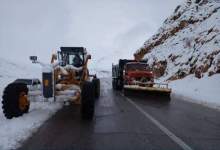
81,81 -> 95,120
92,78 -> 100,98
112,80 -> 115,89
113,79 -> 117,90
116,79 -> 123,91
2,83 -> 29,119
164,93 -> 171,101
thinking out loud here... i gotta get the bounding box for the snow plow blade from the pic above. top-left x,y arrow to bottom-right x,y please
123,83 -> 171,101
124,85 -> 171,93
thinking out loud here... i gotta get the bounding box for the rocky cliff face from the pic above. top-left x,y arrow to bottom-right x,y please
135,0 -> 220,81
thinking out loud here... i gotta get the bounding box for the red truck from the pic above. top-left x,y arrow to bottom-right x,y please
124,62 -> 154,87
112,59 -> 171,99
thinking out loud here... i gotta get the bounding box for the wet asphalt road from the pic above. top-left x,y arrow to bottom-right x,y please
18,79 -> 220,150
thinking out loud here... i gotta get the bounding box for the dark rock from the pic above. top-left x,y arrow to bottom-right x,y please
174,5 -> 181,13
195,66 -> 203,78
195,0 -> 201,4
170,55 -> 179,62
190,65 -> 197,74
215,59 -> 220,73
208,71 -> 215,76
177,69 -> 188,79
153,60 -> 167,78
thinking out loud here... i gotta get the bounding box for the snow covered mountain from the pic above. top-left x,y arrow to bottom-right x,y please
135,0 -> 220,81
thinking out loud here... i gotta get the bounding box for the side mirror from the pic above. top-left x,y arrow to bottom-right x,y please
87,54 -> 91,59
30,56 -> 38,63
51,54 -> 57,63
52,54 -> 57,60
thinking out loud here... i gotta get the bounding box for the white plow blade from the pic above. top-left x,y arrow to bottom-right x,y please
124,85 -> 171,93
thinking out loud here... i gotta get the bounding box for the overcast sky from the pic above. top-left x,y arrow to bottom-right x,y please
0,0 -> 183,70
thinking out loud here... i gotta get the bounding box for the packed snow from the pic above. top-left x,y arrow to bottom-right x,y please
0,101 -> 62,150
0,58 -> 62,150
170,74 -> 220,110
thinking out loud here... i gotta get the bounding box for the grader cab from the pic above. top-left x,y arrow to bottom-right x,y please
2,47 -> 100,120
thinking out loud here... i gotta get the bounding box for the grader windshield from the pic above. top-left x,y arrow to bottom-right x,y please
58,47 -> 85,67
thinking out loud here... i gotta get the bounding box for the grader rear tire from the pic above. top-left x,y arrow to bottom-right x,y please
2,83 -> 29,119
81,81 -> 95,120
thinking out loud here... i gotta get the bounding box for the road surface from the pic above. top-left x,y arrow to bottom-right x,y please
18,78 -> 220,150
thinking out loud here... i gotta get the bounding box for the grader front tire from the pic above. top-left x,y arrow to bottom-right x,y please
81,81 -> 95,120
2,83 -> 30,119
92,78 -> 100,99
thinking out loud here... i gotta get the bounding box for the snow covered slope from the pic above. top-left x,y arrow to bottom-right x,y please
135,0 -> 220,81
135,0 -> 220,108
0,58 -> 62,150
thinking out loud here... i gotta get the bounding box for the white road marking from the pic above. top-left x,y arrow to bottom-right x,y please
122,94 -> 193,150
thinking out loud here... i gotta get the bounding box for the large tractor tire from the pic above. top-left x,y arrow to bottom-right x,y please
81,81 -> 95,120
92,78 -> 100,99
2,83 -> 30,119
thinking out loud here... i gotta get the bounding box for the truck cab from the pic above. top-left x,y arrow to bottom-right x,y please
124,62 -> 154,87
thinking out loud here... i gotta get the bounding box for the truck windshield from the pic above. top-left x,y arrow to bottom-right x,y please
126,63 -> 150,71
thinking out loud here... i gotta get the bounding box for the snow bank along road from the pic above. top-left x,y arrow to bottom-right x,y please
0,78 -> 62,150
17,78 -> 220,150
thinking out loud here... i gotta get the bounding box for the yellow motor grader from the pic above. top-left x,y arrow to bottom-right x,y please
1,47 -> 100,119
